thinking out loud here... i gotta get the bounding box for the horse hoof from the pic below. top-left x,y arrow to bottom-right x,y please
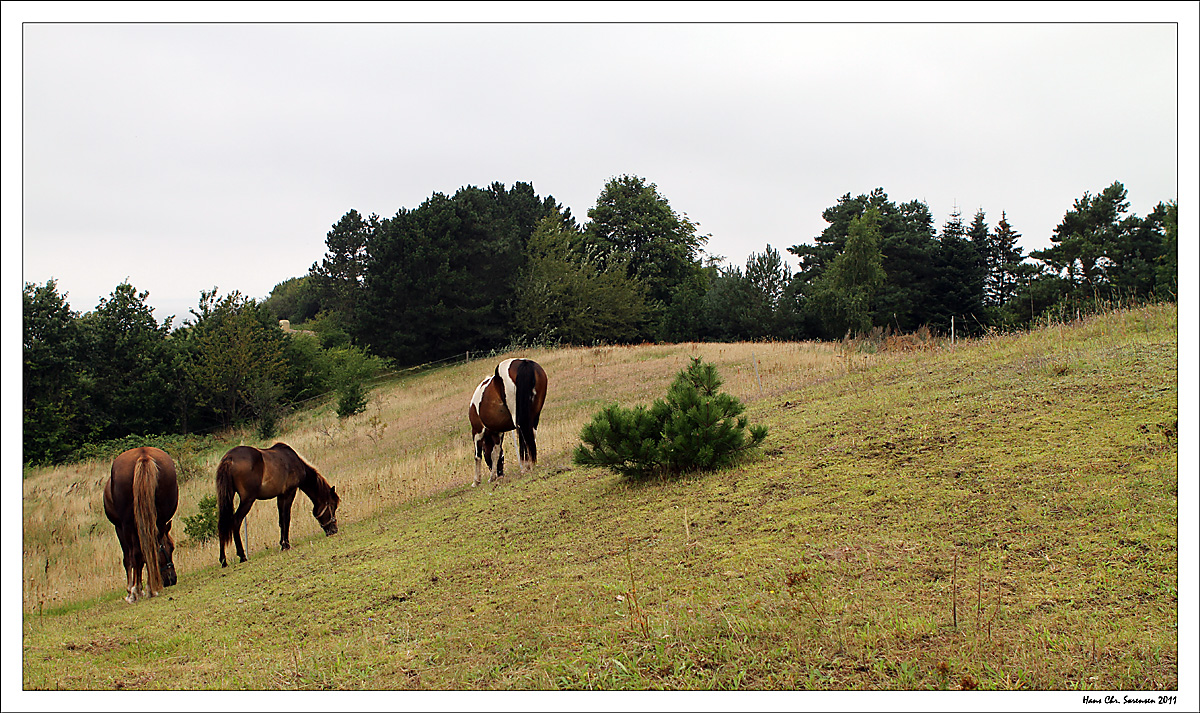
281,544 -> 290,551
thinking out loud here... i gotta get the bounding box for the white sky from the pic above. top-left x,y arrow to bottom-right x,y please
8,5 -> 1194,324
4,3 -> 1199,710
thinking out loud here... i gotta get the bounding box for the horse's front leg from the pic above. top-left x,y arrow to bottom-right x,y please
277,488 -> 298,550
474,436 -> 485,487
490,438 -> 504,483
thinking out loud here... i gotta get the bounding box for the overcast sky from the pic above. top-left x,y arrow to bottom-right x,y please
8,7 -> 1194,325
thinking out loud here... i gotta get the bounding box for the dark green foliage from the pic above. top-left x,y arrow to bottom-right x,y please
581,174 -> 708,337
325,345 -> 389,418
180,289 -> 289,429
806,207 -> 888,338
309,209 -> 378,327
512,210 -> 651,344
79,282 -> 179,440
790,188 -> 938,335
23,280 -> 88,465
1030,182 -> 1176,307
23,274 -> 394,465
977,211 -> 1026,308
68,432 -> 217,482
1033,181 -> 1129,289
263,276 -> 322,325
573,357 -> 767,480
1153,201 -> 1178,297
929,208 -> 987,335
336,381 -> 369,419
355,182 -> 565,364
703,245 -> 797,341
182,495 -> 219,544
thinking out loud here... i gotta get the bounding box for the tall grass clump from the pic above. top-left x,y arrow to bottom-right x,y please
573,357 -> 767,479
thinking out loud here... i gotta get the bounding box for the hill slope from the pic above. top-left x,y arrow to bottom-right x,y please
20,304 -> 1179,691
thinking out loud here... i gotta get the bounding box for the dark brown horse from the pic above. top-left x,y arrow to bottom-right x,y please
216,442 -> 340,566
468,357 -> 548,485
104,447 -> 178,603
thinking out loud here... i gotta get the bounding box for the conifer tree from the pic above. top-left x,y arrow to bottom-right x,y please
573,357 -> 766,480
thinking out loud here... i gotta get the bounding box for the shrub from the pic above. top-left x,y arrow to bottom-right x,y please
573,357 -> 767,480
336,380 -> 369,418
68,433 -> 217,480
182,495 -> 219,544
326,345 -> 388,419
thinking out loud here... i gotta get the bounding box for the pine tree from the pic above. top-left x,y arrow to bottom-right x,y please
573,358 -> 767,480
989,212 -> 1025,308
930,207 -> 986,332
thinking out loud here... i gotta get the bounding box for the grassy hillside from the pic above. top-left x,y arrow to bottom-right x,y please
20,304 -> 1179,691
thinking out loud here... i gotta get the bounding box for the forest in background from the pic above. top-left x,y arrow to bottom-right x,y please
23,175 -> 1177,465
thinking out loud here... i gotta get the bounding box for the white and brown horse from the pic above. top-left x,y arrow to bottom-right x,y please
468,357 -> 548,485
104,447 -> 178,603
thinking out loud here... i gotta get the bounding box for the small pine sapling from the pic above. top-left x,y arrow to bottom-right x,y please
573,357 -> 767,480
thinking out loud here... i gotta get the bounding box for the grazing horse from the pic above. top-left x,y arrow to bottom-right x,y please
216,442 -> 340,567
103,447 -> 178,603
468,357 -> 548,485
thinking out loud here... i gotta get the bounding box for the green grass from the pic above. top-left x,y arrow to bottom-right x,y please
19,304 -> 1180,692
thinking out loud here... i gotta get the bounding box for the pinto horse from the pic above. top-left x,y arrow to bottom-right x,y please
104,447 -> 178,603
216,442 -> 340,567
468,357 -> 548,486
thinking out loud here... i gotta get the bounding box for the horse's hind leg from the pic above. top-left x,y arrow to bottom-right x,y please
277,488 -> 297,550
516,427 -> 535,474
131,555 -> 146,602
116,526 -> 138,602
124,557 -> 138,603
231,498 -> 255,563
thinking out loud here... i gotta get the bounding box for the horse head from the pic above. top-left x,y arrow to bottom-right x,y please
314,484 -> 340,536
158,522 -> 177,587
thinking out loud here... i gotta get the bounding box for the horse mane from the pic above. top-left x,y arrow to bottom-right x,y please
277,444 -> 334,500
132,453 -> 163,594
268,442 -> 300,457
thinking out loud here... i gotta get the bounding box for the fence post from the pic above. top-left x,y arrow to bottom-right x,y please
752,351 -> 763,395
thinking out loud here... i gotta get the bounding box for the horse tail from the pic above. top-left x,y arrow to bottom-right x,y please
513,359 -> 540,462
216,456 -> 236,552
512,360 -> 534,429
132,453 -> 163,594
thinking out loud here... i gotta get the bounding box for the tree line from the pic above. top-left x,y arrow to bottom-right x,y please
24,175 -> 1176,465
23,283 -> 387,465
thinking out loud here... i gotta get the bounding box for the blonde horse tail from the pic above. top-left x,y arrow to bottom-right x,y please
133,454 -> 163,595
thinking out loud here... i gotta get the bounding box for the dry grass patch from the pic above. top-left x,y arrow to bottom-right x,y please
22,341 -> 839,613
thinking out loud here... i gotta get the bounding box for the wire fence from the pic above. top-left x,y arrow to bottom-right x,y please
286,347 -> 503,410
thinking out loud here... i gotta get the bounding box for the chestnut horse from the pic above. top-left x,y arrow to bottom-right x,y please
468,357 -> 548,485
216,442 -> 340,567
103,447 -> 178,603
